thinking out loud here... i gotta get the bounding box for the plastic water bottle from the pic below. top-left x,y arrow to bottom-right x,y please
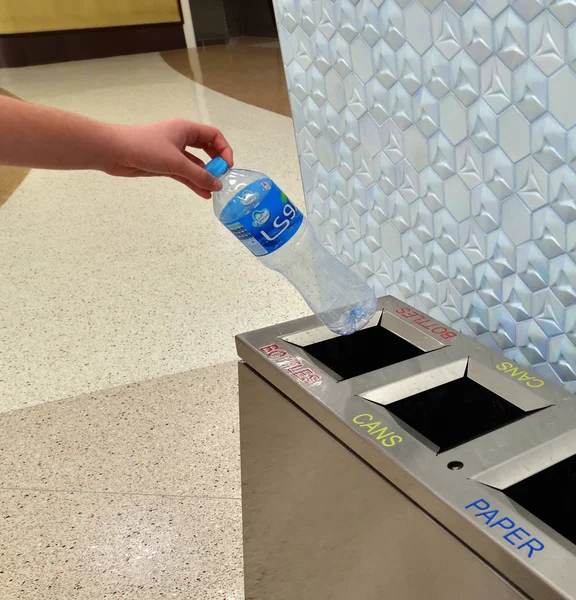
206,157 -> 377,336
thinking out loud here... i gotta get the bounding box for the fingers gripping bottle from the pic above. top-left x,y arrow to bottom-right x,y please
207,157 -> 377,336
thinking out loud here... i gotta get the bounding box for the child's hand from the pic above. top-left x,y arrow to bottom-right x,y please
105,119 -> 234,198
0,98 -> 232,198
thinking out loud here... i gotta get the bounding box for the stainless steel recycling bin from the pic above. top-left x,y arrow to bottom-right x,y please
236,296 -> 576,600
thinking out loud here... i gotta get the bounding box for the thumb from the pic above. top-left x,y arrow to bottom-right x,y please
169,151 -> 222,192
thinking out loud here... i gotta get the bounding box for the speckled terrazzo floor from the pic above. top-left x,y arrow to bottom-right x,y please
0,362 -> 243,598
0,47 -> 307,412
0,41 -> 304,598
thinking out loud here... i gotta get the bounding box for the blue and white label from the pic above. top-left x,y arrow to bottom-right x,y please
465,498 -> 545,559
219,178 -> 303,256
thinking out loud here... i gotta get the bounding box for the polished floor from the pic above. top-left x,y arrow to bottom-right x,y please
0,39 -> 305,598
0,87 -> 29,208
162,37 -> 291,117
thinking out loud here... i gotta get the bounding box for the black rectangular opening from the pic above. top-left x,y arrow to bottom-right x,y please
505,454 -> 576,546
303,325 -> 425,380
386,376 -> 526,452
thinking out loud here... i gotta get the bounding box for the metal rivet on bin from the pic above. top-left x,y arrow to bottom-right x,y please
447,461 -> 464,471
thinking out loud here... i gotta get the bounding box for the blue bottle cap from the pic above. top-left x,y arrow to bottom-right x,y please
205,157 -> 229,178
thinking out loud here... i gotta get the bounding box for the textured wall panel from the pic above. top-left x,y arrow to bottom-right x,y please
273,0 -> 576,393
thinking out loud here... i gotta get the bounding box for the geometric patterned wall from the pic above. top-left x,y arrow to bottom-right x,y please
273,0 -> 576,393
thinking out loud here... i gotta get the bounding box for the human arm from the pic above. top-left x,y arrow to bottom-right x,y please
0,96 -> 233,198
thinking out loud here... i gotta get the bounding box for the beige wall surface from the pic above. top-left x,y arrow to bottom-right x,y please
0,0 -> 181,34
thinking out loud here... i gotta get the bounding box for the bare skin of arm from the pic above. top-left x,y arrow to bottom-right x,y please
0,96 -> 234,198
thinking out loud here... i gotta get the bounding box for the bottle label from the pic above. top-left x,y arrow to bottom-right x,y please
220,178 -> 303,256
